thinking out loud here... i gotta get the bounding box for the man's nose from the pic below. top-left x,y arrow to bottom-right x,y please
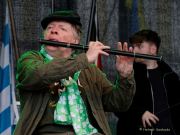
50,28 -> 58,34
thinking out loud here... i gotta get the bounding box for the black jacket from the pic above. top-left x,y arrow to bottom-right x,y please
116,61 -> 180,135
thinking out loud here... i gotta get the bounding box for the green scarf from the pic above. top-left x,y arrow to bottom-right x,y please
40,46 -> 98,135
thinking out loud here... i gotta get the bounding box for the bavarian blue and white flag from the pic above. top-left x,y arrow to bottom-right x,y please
0,3 -> 19,135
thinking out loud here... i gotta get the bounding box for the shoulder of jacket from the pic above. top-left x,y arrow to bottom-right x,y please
18,50 -> 43,61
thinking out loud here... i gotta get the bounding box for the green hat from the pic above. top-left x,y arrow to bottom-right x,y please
41,10 -> 82,29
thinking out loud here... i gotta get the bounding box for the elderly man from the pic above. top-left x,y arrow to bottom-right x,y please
14,10 -> 135,135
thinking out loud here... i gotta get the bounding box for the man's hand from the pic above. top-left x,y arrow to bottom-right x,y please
116,42 -> 134,78
141,111 -> 159,128
86,41 -> 110,63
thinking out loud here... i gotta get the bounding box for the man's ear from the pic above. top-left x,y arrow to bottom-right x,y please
150,44 -> 157,55
42,30 -> 48,38
74,39 -> 80,44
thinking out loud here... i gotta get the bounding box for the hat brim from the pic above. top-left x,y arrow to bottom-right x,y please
41,15 -> 82,29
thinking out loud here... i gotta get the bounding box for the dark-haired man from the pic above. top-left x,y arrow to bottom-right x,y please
116,29 -> 180,135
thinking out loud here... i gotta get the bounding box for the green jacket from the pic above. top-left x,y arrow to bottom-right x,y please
14,51 -> 135,135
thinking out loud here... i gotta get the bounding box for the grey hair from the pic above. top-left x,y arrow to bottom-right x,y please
70,24 -> 82,42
